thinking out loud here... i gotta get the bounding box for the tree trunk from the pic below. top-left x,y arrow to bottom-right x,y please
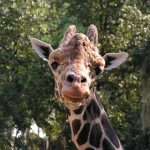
140,41 -> 150,150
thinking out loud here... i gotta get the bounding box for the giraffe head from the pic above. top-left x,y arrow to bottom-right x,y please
30,25 -> 128,110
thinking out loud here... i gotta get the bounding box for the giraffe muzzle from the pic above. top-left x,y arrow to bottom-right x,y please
62,81 -> 90,102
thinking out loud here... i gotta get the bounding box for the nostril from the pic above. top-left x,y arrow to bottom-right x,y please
81,76 -> 87,83
66,75 -> 74,83
66,74 -> 87,83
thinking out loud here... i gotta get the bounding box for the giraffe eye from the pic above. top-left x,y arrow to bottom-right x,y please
51,61 -> 59,70
95,66 -> 102,75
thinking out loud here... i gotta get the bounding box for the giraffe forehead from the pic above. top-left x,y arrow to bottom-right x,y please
49,33 -> 105,70
67,33 -> 98,54
69,33 -> 90,46
62,34 -> 103,64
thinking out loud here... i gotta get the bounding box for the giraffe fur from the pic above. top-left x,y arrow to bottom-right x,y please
30,24 -> 128,150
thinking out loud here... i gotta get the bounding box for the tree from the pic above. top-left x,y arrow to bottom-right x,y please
0,0 -> 64,148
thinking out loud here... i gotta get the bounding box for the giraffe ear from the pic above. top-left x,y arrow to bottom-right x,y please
103,52 -> 128,70
30,38 -> 53,62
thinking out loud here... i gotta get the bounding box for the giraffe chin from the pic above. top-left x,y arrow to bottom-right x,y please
62,89 -> 93,110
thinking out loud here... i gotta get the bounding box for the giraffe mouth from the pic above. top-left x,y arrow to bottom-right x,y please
61,82 -> 91,102
63,93 -> 86,102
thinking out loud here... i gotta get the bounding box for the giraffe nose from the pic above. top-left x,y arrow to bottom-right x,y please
66,74 -> 87,84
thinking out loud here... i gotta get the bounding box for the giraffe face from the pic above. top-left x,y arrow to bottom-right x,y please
48,33 -> 105,104
30,25 -> 128,109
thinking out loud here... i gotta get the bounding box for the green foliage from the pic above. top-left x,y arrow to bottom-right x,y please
0,0 -> 62,148
0,0 -> 150,149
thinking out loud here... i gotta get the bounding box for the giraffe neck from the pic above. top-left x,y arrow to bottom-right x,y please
66,88 -> 124,150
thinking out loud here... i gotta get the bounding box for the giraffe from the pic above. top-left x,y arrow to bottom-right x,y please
30,24 -> 128,150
